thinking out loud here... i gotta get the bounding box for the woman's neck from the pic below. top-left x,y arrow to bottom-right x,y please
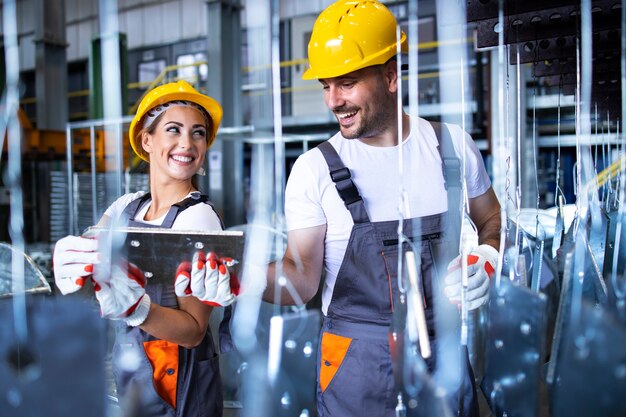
144,175 -> 195,221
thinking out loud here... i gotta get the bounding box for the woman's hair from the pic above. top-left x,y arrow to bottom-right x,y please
134,105 -> 212,148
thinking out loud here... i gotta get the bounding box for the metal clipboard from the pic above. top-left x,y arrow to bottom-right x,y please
84,227 -> 245,286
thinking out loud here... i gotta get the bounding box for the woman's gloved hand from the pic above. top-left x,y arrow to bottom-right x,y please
93,262 -> 151,327
174,251 -> 239,307
53,235 -> 100,295
444,244 -> 498,311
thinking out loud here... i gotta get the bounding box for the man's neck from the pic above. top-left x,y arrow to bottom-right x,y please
358,113 -> 410,147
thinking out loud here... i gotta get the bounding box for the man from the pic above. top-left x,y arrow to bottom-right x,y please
264,1 -> 501,416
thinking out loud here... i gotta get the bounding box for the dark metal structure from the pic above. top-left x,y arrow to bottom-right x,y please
468,0 -> 623,115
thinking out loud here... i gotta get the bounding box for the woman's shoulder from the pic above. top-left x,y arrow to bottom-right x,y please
103,191 -> 148,219
113,191 -> 148,210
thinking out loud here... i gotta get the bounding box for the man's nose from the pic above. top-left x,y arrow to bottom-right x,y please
325,85 -> 345,110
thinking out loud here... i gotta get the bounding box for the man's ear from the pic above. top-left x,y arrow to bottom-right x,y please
384,60 -> 399,93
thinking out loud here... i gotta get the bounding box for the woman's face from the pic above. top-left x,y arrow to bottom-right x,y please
141,105 -> 208,182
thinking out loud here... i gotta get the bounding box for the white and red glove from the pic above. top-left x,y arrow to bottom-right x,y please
175,251 -> 239,307
53,235 -> 100,295
444,244 -> 498,311
93,262 -> 151,327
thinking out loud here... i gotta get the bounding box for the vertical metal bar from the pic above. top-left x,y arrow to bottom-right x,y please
98,0 -> 123,211
395,21 -> 406,295
90,125 -> 98,226
494,0 -> 507,287
612,0 -> 626,293
4,0 -> 27,343
270,0 -> 284,310
66,123 -> 75,235
117,121 -> 124,196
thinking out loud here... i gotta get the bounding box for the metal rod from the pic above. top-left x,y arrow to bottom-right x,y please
405,251 -> 431,358
495,0 -> 507,288
90,125 -> 98,226
270,0 -> 285,309
4,0 -> 27,344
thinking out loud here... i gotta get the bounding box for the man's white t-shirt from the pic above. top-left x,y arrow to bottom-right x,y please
103,191 -> 223,231
285,117 -> 492,314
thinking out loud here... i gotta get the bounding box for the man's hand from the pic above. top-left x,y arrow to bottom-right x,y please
93,262 -> 151,327
175,251 -> 239,307
444,244 -> 499,310
53,235 -> 100,295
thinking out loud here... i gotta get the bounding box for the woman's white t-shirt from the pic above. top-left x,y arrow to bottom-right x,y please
285,117 -> 492,314
103,191 -> 223,231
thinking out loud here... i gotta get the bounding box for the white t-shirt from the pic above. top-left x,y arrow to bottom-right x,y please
103,191 -> 223,231
285,117 -> 492,314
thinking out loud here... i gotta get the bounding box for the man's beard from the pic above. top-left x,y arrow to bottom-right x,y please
337,95 -> 397,140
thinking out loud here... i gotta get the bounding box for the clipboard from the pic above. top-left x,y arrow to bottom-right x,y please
84,227 -> 245,286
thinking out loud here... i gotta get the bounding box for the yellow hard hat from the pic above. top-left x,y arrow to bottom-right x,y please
302,0 -> 407,80
129,80 -> 223,162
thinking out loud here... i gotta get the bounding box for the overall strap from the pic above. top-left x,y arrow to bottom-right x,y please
429,121 -> 462,191
429,121 -> 463,250
161,192 -> 210,228
120,192 -> 153,224
317,141 -> 370,224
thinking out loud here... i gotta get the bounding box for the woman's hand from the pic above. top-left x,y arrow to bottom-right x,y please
174,251 -> 239,307
53,235 -> 99,295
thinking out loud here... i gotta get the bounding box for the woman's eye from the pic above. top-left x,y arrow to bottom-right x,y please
166,126 -> 180,133
193,129 -> 207,137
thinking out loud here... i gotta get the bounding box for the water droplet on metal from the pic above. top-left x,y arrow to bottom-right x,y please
284,339 -> 296,352
281,392 -> 291,408
303,341 -> 313,357
520,321 -> 531,335
7,388 -> 21,407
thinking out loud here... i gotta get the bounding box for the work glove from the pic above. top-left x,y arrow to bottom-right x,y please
174,251 -> 239,307
53,235 -> 100,295
444,244 -> 498,311
93,262 -> 151,327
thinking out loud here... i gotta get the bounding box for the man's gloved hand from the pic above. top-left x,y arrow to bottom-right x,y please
444,244 -> 499,310
53,235 -> 100,295
174,251 -> 239,307
93,262 -> 151,327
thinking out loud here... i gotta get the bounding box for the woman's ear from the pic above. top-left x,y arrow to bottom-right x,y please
141,131 -> 152,155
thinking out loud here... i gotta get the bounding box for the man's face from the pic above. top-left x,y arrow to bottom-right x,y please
319,63 -> 398,140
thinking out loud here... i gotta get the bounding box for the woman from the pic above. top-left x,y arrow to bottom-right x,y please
53,80 -> 236,417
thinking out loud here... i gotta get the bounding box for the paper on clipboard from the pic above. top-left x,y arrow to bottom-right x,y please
84,227 -> 245,286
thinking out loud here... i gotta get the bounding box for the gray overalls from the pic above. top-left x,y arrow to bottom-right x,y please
111,192 -> 224,417
315,123 -> 478,417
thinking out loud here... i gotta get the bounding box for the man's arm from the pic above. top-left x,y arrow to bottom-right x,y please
264,224 -> 326,305
468,186 -> 501,250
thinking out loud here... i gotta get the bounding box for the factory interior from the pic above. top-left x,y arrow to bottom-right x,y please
1,0 -> 625,416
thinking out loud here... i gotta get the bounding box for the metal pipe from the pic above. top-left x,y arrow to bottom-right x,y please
4,0 -> 28,345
